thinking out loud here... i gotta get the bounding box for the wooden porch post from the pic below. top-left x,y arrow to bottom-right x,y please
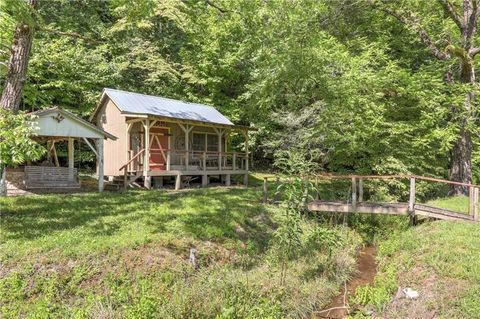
218,129 -> 223,170
68,138 -> 74,181
185,125 -> 189,170
96,138 -> 104,192
179,124 -> 193,170
143,119 -> 151,189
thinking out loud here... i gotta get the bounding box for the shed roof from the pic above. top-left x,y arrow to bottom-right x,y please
97,88 -> 234,126
31,108 -> 117,140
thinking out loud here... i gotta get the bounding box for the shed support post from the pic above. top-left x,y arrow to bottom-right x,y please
68,138 -> 74,181
96,138 -> 104,192
143,120 -> 151,189
409,177 -> 416,225
202,174 -> 208,187
358,178 -> 363,202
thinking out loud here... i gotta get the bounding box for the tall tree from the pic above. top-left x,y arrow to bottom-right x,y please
0,0 -> 37,112
374,0 -> 479,193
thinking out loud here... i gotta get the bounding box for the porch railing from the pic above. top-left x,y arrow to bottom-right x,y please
123,149 -> 248,173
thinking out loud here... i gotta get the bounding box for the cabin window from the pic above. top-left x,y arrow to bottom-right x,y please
192,132 -> 220,152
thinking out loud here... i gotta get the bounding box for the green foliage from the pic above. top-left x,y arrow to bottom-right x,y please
351,263 -> 398,311
0,0 -> 477,184
353,220 -> 480,317
0,110 -> 45,167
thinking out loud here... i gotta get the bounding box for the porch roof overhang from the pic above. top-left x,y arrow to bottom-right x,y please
30,108 -> 117,140
122,113 -> 256,131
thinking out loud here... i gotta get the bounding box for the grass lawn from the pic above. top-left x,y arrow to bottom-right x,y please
425,195 -> 470,214
0,175 -> 362,318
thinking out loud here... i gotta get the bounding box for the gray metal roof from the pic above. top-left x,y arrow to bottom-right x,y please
103,88 -> 234,126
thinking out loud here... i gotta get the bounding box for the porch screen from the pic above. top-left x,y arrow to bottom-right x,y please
192,133 -> 220,152
192,133 -> 204,151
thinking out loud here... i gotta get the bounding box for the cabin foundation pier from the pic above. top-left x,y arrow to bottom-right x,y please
225,174 -> 231,186
175,174 -> 182,190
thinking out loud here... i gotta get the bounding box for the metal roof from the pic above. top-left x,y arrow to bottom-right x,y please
102,88 -> 234,126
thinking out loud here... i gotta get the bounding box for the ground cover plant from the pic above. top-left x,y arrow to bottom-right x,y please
351,197 -> 480,318
0,176 -> 364,318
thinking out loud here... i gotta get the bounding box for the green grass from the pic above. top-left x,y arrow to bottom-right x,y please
425,195 -> 469,214
1,187 -> 270,262
351,220 -> 480,318
0,175 -> 363,318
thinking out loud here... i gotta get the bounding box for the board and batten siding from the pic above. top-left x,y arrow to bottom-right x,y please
96,99 -> 127,176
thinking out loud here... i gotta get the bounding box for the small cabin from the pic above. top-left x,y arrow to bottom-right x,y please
90,88 -> 251,189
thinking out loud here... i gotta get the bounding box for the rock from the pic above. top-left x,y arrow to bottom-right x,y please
403,287 -> 419,299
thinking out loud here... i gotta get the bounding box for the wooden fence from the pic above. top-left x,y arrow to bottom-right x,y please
261,174 -> 479,222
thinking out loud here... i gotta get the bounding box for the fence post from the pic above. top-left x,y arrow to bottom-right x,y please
469,186 -> 475,216
263,177 -> 268,204
474,187 -> 479,222
351,177 -> 357,212
408,177 -> 416,225
202,152 -> 206,172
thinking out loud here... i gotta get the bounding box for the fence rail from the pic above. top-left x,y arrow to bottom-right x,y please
261,174 -> 479,222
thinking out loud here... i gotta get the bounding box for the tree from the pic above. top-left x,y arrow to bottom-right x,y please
0,110 -> 44,196
373,0 -> 479,194
0,0 -> 37,112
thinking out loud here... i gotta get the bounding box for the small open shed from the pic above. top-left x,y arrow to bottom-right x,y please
26,108 -> 116,192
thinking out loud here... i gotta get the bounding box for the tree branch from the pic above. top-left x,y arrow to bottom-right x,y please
438,0 -> 465,30
464,0 -> 478,50
205,0 -> 241,16
380,6 -> 451,60
38,27 -> 100,44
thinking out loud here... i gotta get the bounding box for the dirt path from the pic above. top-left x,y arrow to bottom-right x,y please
317,246 -> 378,319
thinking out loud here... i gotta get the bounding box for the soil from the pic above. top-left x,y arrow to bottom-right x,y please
317,245 -> 378,319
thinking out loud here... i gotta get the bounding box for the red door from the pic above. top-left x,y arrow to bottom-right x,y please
149,127 -> 169,170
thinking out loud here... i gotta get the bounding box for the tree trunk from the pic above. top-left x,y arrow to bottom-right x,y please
0,0 -> 37,113
0,165 -> 6,197
449,60 -> 475,195
450,128 -> 473,194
